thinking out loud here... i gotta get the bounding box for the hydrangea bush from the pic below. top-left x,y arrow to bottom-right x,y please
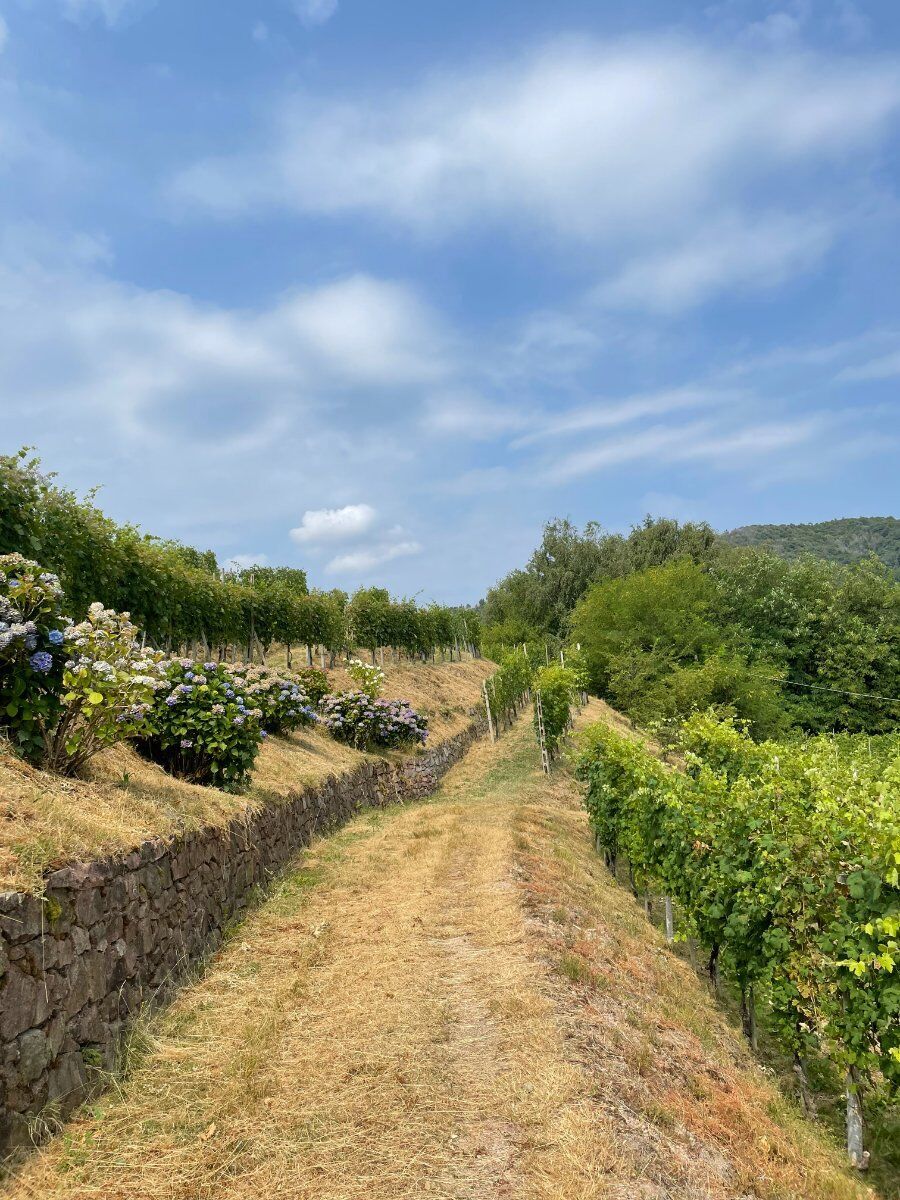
44,604 -> 167,775
319,691 -> 428,749
139,659 -> 265,791
0,554 -> 70,758
346,658 -> 385,698
225,664 -> 316,736
0,554 -> 69,760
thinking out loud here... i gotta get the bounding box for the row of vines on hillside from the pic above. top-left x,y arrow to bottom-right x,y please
484,647 -> 587,766
0,451 -> 478,662
576,713 -> 900,1169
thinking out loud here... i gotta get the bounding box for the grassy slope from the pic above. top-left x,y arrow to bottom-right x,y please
3,706 -> 879,1199
0,658 -> 493,893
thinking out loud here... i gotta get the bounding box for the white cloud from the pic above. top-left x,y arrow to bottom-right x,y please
172,38 -> 900,245
0,263 -> 448,444
326,540 -> 421,574
293,0 -> 338,28
595,213 -> 836,313
267,275 -> 448,386
290,504 -> 377,544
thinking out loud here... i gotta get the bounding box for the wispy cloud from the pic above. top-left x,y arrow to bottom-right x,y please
326,539 -> 421,574
837,350 -> 900,382
541,416 -> 830,484
595,212 -> 836,313
292,0 -> 338,28
420,392 -> 527,440
171,37 -> 900,308
512,386 -> 738,448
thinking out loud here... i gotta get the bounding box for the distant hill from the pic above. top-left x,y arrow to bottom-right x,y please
722,517 -> 900,571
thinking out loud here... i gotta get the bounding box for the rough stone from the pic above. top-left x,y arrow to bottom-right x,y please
16,1029 -> 53,1083
0,719 -> 482,1153
0,968 -> 50,1040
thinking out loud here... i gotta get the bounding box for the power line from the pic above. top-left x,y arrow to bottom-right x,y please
758,674 -> 900,706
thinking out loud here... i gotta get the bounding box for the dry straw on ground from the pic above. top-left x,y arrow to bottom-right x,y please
3,703 -> 875,1200
0,658 -> 492,892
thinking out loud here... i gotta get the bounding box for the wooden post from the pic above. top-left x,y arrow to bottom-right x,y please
664,896 -> 675,944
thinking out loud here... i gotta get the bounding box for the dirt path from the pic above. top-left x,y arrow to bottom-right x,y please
3,708 -> 873,1200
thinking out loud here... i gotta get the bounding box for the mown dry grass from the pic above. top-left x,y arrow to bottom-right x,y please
3,702 -> 879,1200
0,657 -> 493,892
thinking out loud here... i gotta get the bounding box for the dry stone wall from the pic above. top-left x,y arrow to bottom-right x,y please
0,721 -> 481,1152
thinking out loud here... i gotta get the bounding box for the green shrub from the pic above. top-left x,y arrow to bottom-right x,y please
292,666 -> 330,707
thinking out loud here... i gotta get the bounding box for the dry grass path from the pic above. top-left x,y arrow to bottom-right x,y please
2,706 -> 877,1200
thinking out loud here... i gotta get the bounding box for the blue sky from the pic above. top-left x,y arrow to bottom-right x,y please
2,0 -> 899,602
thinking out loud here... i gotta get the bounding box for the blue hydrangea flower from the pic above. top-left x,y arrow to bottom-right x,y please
48,629 -> 64,645
29,650 -> 53,674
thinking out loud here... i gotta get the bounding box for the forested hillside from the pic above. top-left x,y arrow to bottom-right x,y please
723,516 -> 900,571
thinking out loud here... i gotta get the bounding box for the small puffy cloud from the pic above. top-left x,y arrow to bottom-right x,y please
293,0 -> 338,28
326,540 -> 421,574
290,504 -> 377,544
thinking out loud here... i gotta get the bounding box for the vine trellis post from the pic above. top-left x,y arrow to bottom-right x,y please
535,690 -> 551,775
482,679 -> 496,743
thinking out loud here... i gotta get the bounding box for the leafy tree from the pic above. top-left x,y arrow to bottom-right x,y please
482,515 -> 719,639
570,558 -> 720,698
